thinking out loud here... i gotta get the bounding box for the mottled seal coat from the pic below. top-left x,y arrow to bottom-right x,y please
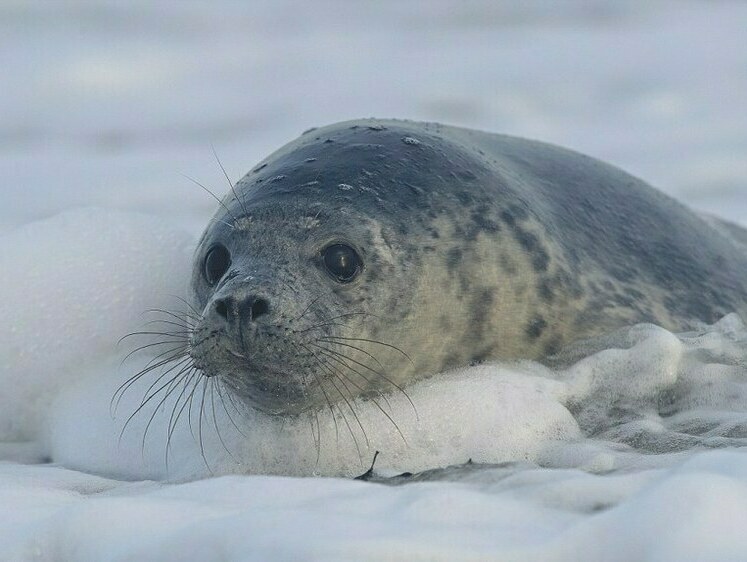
189,119 -> 747,415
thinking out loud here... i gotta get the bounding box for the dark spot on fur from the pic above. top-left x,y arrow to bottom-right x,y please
628,288 -> 645,300
538,279 -> 554,302
469,288 -> 495,338
446,247 -> 462,272
500,210 -> 516,227
508,204 -> 529,221
440,354 -> 461,371
469,346 -> 494,365
456,191 -> 473,205
471,208 -> 501,234
543,336 -> 562,356
513,227 -> 549,271
525,316 -> 547,340
499,253 -> 517,275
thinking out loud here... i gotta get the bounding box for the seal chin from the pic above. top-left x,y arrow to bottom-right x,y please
189,338 -> 315,415
219,365 -> 317,416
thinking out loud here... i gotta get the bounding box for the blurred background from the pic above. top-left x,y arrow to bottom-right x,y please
2,0 -> 746,235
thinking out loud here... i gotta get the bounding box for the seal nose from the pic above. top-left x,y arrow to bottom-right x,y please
213,295 -> 270,322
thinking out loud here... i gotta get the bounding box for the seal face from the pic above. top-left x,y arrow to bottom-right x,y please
188,119 -> 747,415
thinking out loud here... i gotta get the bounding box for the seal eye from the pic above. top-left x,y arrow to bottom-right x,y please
322,244 -> 362,283
204,244 -> 231,286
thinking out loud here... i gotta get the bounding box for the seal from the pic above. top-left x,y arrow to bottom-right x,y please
187,119 -> 747,416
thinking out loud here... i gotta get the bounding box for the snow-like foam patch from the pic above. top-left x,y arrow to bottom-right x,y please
0,209 -> 193,443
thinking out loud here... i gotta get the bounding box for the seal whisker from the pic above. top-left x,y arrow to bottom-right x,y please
140,362 -> 195,456
118,341 -> 186,369
210,379 -> 238,462
281,280 -> 300,295
185,372 -> 204,442
294,291 -> 332,323
118,331 -> 190,345
211,143 -> 249,218
137,357 -> 192,410
111,348 -> 189,414
118,353 -> 189,409
215,379 -> 248,438
119,360 -> 195,445
171,296 -> 202,318
311,347 -> 408,442
336,369 -> 407,444
166,372 -> 199,468
301,353 -> 340,447
222,379 -> 251,423
325,376 -> 364,459
144,307 -> 199,324
315,338 -> 384,370
138,357 -> 192,409
295,312 -> 372,335
140,318 -> 194,331
301,343 -> 369,449
321,336 -> 414,364
310,343 -> 418,418
197,377 -> 214,475
181,172 -> 239,226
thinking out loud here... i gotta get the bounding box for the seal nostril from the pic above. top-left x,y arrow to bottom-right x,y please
215,299 -> 229,319
251,298 -> 269,320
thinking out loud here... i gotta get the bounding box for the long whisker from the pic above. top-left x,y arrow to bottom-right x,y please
210,379 -> 238,462
197,377 -> 213,475
302,343 -> 368,449
111,348 -> 188,414
139,356 -> 192,407
118,360 -> 195,444
311,343 -> 418,417
140,362 -> 195,455
316,338 -> 384,370
309,346 -> 406,443
180,173 -> 239,226
166,372 -> 199,468
144,308 -> 199,324
119,341 -> 186,367
172,296 -> 202,318
118,331 -> 190,345
215,379 -> 247,438
322,336 -> 414,363
212,144 -> 249,217
294,291 -> 332,322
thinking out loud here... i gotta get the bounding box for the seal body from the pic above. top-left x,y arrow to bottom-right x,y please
189,119 -> 747,415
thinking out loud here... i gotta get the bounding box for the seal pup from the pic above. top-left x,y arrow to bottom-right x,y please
186,119 -> 747,416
